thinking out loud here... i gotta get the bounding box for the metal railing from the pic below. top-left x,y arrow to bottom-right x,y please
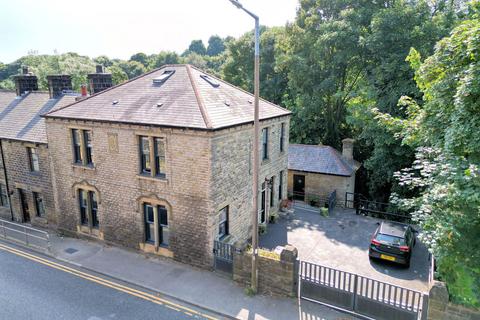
0,218 -> 50,251
288,191 -> 331,211
345,192 -> 412,223
328,190 -> 337,214
300,260 -> 428,320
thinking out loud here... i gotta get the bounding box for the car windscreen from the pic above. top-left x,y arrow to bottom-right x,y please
375,233 -> 406,246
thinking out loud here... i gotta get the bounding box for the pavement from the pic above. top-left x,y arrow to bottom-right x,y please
0,243 -> 208,320
39,232 -> 357,320
260,206 -> 431,293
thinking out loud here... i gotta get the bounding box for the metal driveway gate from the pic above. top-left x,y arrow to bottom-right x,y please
299,260 -> 428,320
213,240 -> 234,275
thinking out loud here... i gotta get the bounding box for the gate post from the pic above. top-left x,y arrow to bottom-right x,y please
421,293 -> 429,320
352,274 -> 358,310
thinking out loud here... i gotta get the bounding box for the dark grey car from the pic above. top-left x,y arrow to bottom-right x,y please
369,221 -> 416,268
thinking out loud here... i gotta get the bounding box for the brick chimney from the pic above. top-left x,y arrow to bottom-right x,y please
47,75 -> 73,98
87,65 -> 112,94
13,66 -> 38,96
342,138 -> 355,161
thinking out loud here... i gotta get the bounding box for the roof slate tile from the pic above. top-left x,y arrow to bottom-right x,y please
288,144 -> 358,177
45,65 -> 290,130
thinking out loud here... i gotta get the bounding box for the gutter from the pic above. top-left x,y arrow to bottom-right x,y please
0,139 -> 14,221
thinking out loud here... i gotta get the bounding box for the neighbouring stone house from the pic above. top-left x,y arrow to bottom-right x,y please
0,69 -> 77,227
287,139 -> 360,204
0,66 -> 112,226
44,64 -> 290,268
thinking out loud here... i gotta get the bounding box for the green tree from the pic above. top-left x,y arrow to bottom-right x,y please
93,55 -> 114,68
181,52 -> 207,69
148,51 -> 180,69
130,52 -> 149,67
206,35 -> 225,56
222,26 -> 288,105
116,60 -> 146,79
389,2 -> 480,305
107,65 -> 128,85
187,40 -> 207,56
282,0 -> 375,148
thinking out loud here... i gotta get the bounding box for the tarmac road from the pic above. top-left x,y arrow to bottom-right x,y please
0,241 -> 223,320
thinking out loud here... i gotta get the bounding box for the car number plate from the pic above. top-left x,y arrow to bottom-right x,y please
380,254 -> 395,261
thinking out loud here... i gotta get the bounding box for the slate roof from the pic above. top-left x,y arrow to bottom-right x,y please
288,144 -> 360,177
45,65 -> 291,130
0,91 -> 76,144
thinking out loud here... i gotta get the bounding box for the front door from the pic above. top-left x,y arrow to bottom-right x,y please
293,174 -> 305,201
18,189 -> 30,223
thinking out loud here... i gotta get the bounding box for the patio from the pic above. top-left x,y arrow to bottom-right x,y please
260,206 -> 431,292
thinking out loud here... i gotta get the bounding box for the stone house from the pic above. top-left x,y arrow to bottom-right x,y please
44,64 -> 290,267
0,70 -> 77,227
287,139 -> 360,204
0,66 -> 112,226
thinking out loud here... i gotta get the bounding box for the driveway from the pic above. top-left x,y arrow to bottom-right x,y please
260,206 -> 431,293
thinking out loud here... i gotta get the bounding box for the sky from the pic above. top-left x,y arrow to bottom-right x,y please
0,0 -> 299,63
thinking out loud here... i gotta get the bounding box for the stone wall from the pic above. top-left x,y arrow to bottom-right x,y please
211,116 -> 289,247
46,118 -> 214,268
428,281 -> 480,320
288,169 -> 355,203
0,139 -> 54,227
233,244 -> 298,297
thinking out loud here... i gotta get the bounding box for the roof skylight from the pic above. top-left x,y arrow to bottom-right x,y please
153,70 -> 175,85
200,74 -> 220,88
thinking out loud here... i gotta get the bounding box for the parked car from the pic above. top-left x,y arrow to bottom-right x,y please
369,221 -> 417,268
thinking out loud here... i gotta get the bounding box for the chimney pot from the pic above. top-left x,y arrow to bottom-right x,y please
14,66 -> 38,96
47,75 -> 72,99
81,84 -> 88,97
342,138 -> 355,162
87,65 -> 112,94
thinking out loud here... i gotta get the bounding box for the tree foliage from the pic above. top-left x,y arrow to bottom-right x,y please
206,35 -> 226,56
186,39 -> 207,56
388,2 -> 480,305
222,26 -> 288,105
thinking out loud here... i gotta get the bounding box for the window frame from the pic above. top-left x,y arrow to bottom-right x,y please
144,203 -> 155,244
260,182 -> 266,223
33,192 -> 45,217
270,177 -> 275,207
0,184 -> 8,207
84,130 -> 94,166
139,136 -> 151,175
218,206 -> 229,239
78,189 -> 88,226
138,135 -> 167,179
78,188 -> 99,229
278,170 -> 284,200
280,123 -> 285,153
89,191 -> 99,228
72,129 -> 83,164
71,129 -> 94,166
262,128 -> 269,160
154,137 -> 166,178
28,147 -> 40,172
143,202 -> 169,247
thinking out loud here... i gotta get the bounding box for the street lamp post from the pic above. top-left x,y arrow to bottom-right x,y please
228,0 -> 260,293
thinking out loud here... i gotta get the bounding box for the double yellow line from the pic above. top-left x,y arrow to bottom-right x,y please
0,243 -> 219,320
